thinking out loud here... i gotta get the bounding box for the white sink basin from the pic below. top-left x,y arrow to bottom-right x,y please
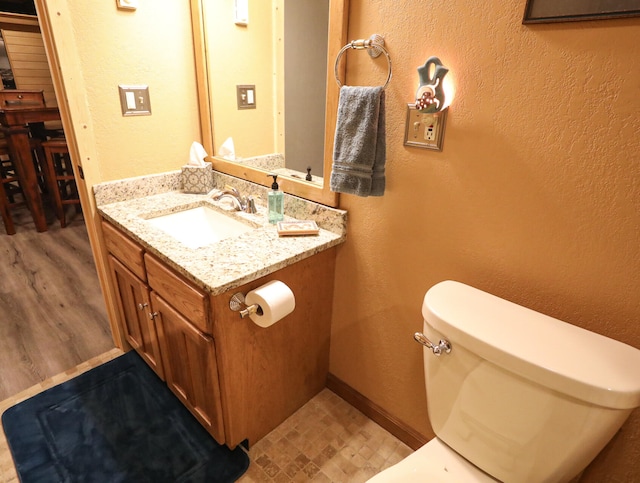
146,206 -> 254,249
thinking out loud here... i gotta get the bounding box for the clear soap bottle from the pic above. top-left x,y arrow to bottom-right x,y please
267,174 -> 284,224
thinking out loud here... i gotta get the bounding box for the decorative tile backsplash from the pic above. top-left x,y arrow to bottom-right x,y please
93,171 -> 181,206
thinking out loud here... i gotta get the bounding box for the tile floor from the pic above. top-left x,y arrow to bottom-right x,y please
238,389 -> 413,482
0,350 -> 412,483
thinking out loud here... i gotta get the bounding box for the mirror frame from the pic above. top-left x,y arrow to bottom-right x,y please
190,0 -> 348,207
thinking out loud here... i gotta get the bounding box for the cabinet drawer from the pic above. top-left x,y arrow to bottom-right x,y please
0,90 -> 45,109
102,221 -> 146,281
145,253 -> 211,334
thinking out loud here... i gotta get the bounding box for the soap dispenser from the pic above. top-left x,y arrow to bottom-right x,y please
267,174 -> 284,223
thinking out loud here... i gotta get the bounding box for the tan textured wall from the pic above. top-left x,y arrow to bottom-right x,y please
329,1 -> 640,481
63,0 -> 200,182
38,0 -> 201,355
205,0 -> 275,158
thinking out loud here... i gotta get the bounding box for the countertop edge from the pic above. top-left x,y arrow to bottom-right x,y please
95,171 -> 347,296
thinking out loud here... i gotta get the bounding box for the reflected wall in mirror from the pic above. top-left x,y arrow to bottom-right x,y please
192,0 -> 348,207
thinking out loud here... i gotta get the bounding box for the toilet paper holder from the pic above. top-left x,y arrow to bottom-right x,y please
229,292 -> 263,319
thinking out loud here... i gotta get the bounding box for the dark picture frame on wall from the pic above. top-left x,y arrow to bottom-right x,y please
523,0 -> 640,24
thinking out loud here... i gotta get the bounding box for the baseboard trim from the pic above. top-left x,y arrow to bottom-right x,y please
326,374 -> 429,450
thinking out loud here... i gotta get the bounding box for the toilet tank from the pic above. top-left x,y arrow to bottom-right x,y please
421,281 -> 640,483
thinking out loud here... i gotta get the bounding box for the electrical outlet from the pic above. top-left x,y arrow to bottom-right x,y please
403,104 -> 447,151
425,119 -> 437,141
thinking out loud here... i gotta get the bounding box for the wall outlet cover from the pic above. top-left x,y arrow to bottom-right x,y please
403,104 -> 447,151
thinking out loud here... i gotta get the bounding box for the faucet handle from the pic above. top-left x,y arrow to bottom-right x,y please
223,185 -> 240,196
244,196 -> 257,214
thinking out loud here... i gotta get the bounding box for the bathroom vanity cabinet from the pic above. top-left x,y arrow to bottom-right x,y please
103,220 -> 225,443
101,219 -> 336,448
103,222 -> 164,378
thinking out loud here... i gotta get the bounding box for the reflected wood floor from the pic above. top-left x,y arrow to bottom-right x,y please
0,205 -> 115,400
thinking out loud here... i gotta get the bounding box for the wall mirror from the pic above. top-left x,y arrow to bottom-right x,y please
191,0 -> 348,207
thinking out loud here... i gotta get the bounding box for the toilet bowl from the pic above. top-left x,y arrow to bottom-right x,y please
368,281 -> 640,483
368,438 -> 498,482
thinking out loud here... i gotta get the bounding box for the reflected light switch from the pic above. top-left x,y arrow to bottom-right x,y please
235,0 -> 249,25
237,85 -> 256,109
116,0 -> 138,10
118,85 -> 151,116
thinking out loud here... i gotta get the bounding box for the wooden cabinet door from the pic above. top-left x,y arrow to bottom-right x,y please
152,292 -> 225,444
108,255 -> 164,379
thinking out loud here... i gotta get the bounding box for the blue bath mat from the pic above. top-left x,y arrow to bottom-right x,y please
2,351 -> 249,482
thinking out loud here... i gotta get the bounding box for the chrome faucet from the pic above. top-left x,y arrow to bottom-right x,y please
212,186 -> 257,214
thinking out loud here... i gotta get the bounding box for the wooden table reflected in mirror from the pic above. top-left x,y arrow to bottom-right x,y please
0,106 -> 61,232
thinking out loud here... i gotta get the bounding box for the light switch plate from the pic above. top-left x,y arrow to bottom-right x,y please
234,0 -> 249,25
404,104 -> 447,151
118,85 -> 151,116
116,0 -> 138,10
237,85 -> 256,110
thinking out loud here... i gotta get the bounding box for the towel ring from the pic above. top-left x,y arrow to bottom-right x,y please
334,34 -> 392,90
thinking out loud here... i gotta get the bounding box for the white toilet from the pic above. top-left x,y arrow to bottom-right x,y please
369,281 -> 640,483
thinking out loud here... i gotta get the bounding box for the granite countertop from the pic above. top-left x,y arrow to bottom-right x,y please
95,171 -> 347,296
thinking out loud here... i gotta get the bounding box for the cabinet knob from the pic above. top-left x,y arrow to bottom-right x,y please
149,311 -> 158,320
137,302 -> 148,310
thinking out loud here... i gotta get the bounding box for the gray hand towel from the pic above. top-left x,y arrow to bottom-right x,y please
330,86 -> 386,197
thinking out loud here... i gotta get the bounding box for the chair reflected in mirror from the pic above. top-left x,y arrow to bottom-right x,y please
41,138 -> 81,228
0,89 -> 79,232
0,137 -> 24,235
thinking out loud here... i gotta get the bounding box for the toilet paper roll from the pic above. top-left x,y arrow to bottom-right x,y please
244,280 -> 295,328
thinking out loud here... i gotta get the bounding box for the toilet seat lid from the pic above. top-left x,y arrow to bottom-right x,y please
367,438 -> 498,482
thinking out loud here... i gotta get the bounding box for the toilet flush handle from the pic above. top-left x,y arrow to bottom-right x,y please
414,332 -> 452,356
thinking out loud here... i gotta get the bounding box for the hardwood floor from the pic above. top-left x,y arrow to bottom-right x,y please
0,204 -> 115,400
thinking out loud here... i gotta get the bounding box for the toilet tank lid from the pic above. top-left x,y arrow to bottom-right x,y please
422,281 -> 640,409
